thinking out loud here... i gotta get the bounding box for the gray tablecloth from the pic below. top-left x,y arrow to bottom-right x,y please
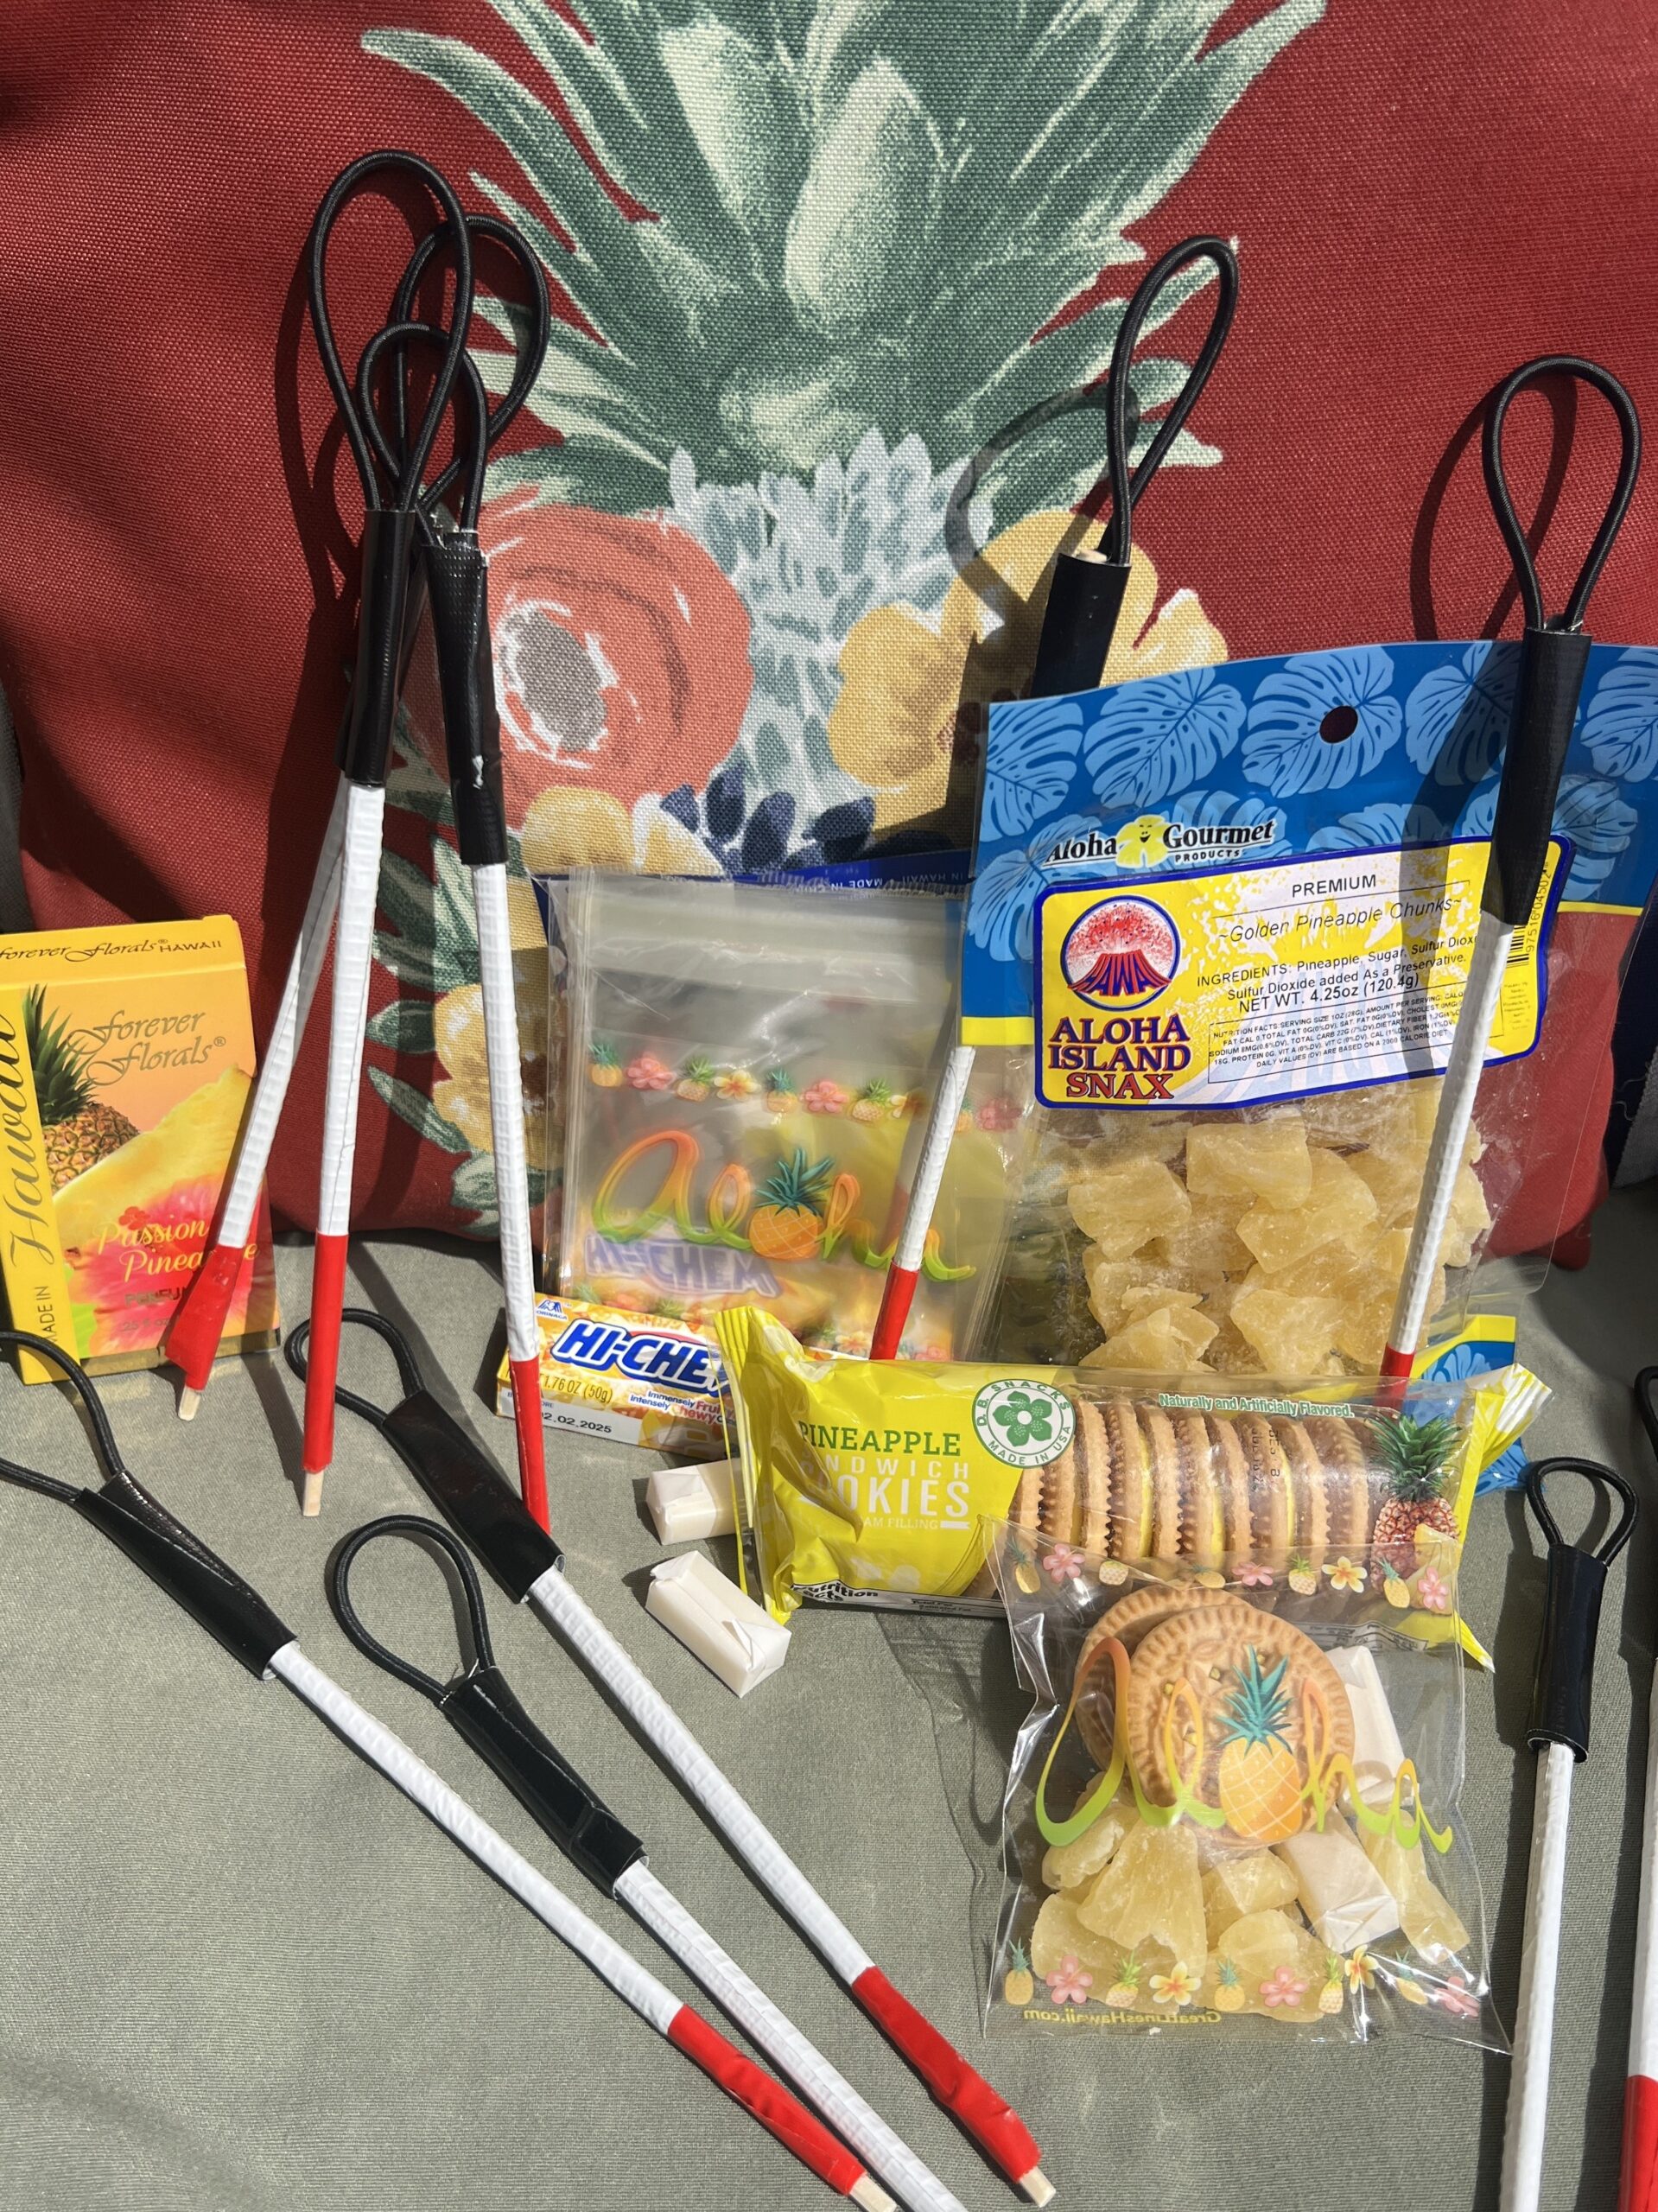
3,1193 -> 1656,2211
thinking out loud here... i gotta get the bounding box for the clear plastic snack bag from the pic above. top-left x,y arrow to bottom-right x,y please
560,871 -> 1027,1356
986,1375 -> 1507,2047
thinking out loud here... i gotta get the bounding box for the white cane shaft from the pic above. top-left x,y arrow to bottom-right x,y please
473,864 -> 538,1367
618,1865 -> 965,2212
893,1046 -> 975,1274
1388,911 -> 1510,1359
1629,1686 -> 1658,2079
1502,1742 -> 1576,2212
266,1643 -> 682,2034
316,783 -> 386,1237
217,779 -> 347,1248
530,1571 -> 873,1986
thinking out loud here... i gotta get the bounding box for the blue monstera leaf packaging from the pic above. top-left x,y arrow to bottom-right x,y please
967,641 -> 1658,1376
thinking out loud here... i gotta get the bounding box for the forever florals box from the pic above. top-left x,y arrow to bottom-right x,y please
0,917 -> 278,1382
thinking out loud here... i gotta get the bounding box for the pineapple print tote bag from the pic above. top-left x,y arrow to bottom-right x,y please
0,0 -> 1652,1234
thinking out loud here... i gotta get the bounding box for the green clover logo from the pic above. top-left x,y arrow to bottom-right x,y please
973,1380 -> 1074,1469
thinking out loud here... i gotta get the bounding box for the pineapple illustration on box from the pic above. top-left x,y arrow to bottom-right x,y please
0,918 -> 278,1382
354,0 -> 1320,1236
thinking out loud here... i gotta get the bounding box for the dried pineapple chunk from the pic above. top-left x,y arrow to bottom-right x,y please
1083,1251 -> 1185,1333
1203,1853 -> 1300,1946
1230,1286 -> 1343,1375
1088,1301 -> 1219,1372
1078,1820 -> 1205,1977
1186,1120 -> 1313,1206
1042,1796 -> 1134,1893
1030,1893 -> 1125,1982
1069,1160 -> 1191,1259
1203,1909 -> 1329,2022
1148,1207 -> 1255,1287
1361,1828 -> 1471,1961
1436,1164 -> 1492,1268
1237,1148 -> 1379,1274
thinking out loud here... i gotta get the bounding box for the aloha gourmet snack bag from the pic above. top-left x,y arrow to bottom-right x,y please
964,641 -> 1658,1370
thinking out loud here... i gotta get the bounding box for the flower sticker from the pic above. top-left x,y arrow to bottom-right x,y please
1345,1948 -> 1375,1993
716,1069 -> 759,1099
1431,1977 -> 1481,2022
1149,1962 -> 1197,2008
626,1053 -> 674,1092
1242,645 -> 1402,797
802,1079 -> 849,1115
1415,1567 -> 1452,1614
1260,1967 -> 1309,2009
1045,1956 -> 1093,2006
1233,1561 -> 1274,1588
1042,1544 -> 1084,1583
1326,1556 -> 1367,1593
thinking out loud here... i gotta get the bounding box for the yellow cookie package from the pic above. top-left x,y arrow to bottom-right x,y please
988,1540 -> 1496,2046
715,1305 -> 1544,1666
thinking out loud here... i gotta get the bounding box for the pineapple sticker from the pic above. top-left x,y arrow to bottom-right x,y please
1366,1414 -> 1461,1571
1212,1957 -> 1245,2014
24,988 -> 137,1187
1002,1944 -> 1034,2009
748,1148 -> 835,1260
588,1039 -> 623,1089
1103,1951 -> 1143,2010
1216,1649 -> 1304,1845
763,1068 -> 798,1116
850,1078 -> 893,1124
1286,1552 -> 1317,1598
674,1055 -> 715,1103
1318,1953 -> 1344,2016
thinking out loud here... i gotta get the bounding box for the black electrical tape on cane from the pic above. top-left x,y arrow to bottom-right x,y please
0,1330 -> 295,1677
1029,235 -> 1237,702
331,1514 -> 643,1892
1523,1455 -> 1636,1759
1480,355 -> 1641,927
285,1312 -> 562,1601
336,505 -> 422,786
424,526 -> 507,868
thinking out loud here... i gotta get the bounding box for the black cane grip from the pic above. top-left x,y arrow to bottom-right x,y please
380,1389 -> 563,1601
441,1665 -> 644,1892
73,1479 -> 295,1679
1483,625 -> 1591,927
1523,1455 -> 1636,1759
1028,555 -> 1132,702
424,531 -> 508,868
338,505 -> 421,785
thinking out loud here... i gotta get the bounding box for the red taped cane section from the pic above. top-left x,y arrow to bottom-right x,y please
853,1966 -> 1040,2184
666,2006 -> 864,2196
165,1243 -> 247,1388
1621,2075 -> 1658,2212
302,1235 -> 350,1474
509,1355 -> 549,1529
869,1267 -> 920,1361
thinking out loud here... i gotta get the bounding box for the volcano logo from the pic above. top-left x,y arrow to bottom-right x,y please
1060,894 -> 1179,1009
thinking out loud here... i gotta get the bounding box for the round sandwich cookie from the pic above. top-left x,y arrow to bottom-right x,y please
1139,1404 -> 1185,1563
1124,1603 -> 1356,1829
1171,1409 -> 1224,1570
1272,1416 -> 1328,1569
1204,1412 -> 1256,1560
1010,1465 -> 1045,1536
1100,1397 -> 1153,1563
1073,1582 -> 1217,1768
1071,1397 -> 1113,1558
1230,1413 -> 1293,1568
1303,1414 -> 1374,1555
1041,1436 -> 1078,1548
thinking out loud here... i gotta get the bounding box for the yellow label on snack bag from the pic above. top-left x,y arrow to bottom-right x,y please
1032,837 -> 1563,1109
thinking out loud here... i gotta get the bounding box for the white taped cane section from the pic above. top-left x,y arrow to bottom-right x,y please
618,1862 -> 968,2212
1389,910 -> 1510,1358
529,1569 -> 873,1986
473,862 -> 538,1367
1500,1740 -> 1574,2212
219,776 -> 347,1245
1630,1688 -> 1658,2077
267,1643 -> 682,2034
893,1044 -> 975,1274
316,784 -> 387,1237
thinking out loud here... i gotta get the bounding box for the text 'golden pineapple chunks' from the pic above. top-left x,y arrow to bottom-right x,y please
1085,1300 -> 1219,1373
1236,1147 -> 1379,1274
1078,1820 -> 1206,1977
1084,1251 -> 1184,1334
1230,1287 -> 1343,1376
1186,1120 -> 1313,1207
1069,1159 -> 1191,1260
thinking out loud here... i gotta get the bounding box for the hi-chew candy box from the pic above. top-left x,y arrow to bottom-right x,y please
496,1294 -> 729,1458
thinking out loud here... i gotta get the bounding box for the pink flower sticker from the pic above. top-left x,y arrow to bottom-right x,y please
1416,1567 -> 1452,1614
1233,1561 -> 1274,1588
1046,1955 -> 1093,2006
1042,1544 -> 1084,1583
626,1053 -> 674,1092
802,1078 -> 850,1115
1261,1966 -> 1308,2009
1432,1977 -> 1481,2021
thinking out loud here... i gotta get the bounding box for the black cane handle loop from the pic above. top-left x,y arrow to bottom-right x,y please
1484,355 -> 1642,634
285,1310 -> 425,1428
1525,1454 -> 1637,1566
308,149 -> 475,513
1524,1454 -> 1637,1759
331,1511 -> 495,1701
0,1327 -> 127,1498
357,326 -> 490,535
1098,234 -> 1239,567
